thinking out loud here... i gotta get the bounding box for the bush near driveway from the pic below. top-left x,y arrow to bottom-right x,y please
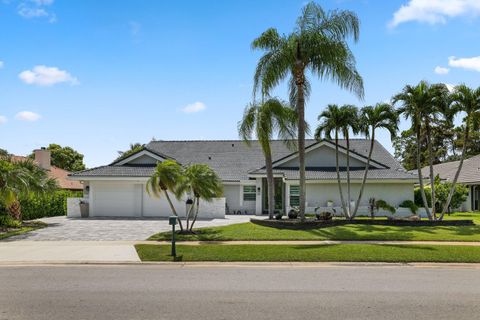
18,190 -> 82,220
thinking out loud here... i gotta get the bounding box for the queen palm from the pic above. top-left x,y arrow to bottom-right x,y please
351,103 -> 399,219
175,164 -> 223,232
146,160 -> 184,231
238,98 -> 297,219
439,85 -> 480,220
392,81 -> 448,220
0,157 -> 57,220
315,104 -> 349,218
252,1 -> 364,220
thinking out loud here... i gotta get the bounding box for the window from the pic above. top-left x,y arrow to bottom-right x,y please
289,185 -> 300,207
243,185 -> 256,201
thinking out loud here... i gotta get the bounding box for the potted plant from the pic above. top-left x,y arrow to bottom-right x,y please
288,207 -> 299,219
274,211 -> 284,220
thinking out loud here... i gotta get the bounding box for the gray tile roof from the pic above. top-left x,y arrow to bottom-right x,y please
415,154 -> 480,184
250,168 -> 417,180
71,139 -> 413,181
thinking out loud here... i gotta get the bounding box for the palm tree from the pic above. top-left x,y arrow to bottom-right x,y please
439,85 -> 480,220
0,157 -> 57,220
238,98 -> 297,219
351,103 -> 399,219
116,143 -> 145,161
175,164 -> 223,232
315,104 -> 349,218
252,1 -> 364,220
146,160 -> 184,231
339,104 -> 360,217
392,81 -> 448,220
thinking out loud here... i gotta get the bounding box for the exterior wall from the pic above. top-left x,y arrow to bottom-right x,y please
285,180 -> 415,216
282,145 -> 367,168
223,183 -> 256,214
127,154 -> 158,165
66,197 -> 83,218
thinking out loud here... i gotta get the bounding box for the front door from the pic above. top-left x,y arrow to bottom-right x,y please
262,178 -> 284,213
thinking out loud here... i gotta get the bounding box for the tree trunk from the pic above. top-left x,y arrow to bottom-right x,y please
163,189 -> 184,231
416,127 -> 433,220
185,199 -> 195,231
295,68 -> 306,222
352,130 -> 375,219
346,132 -> 352,219
7,200 -> 22,221
190,197 -> 201,231
426,122 -> 436,219
335,131 -> 348,218
265,151 -> 275,219
439,125 -> 470,220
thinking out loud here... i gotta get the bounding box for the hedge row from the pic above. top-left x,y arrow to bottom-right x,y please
19,190 -> 82,220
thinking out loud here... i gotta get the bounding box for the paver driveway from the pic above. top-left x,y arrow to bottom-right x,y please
5,215 -> 254,241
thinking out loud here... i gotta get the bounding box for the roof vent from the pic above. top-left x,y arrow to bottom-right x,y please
232,143 -> 234,147
208,156 -> 211,160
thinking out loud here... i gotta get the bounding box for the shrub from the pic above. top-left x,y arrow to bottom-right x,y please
0,214 -> 21,228
375,199 -> 396,214
399,200 -> 419,215
315,211 -> 332,221
19,190 -> 82,220
415,182 -> 468,212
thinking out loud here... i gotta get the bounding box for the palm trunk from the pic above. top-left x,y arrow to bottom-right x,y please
335,131 -> 348,218
416,127 -> 433,220
352,130 -> 375,219
189,197 -> 200,231
265,151 -> 275,219
295,71 -> 306,222
346,132 -> 352,219
439,125 -> 469,220
426,122 -> 436,219
163,189 -> 184,231
7,200 -> 22,221
185,199 -> 195,231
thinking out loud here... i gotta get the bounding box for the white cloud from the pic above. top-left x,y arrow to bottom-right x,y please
389,0 -> 480,27
15,111 -> 41,122
19,65 -> 78,86
0,116 -> 7,124
434,66 -> 450,74
17,0 -> 56,22
448,56 -> 480,72
182,102 -> 206,114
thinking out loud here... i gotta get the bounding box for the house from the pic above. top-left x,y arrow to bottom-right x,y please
418,155 -> 480,212
12,148 -> 83,191
68,139 -> 419,218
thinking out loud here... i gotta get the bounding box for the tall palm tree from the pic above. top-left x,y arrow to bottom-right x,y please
252,1 -> 364,220
392,81 -> 447,220
175,164 -> 223,232
0,157 -> 57,220
315,104 -> 349,218
146,160 -> 184,231
116,143 -> 145,161
338,104 -> 360,217
351,103 -> 399,219
439,85 -> 480,220
238,98 -> 297,219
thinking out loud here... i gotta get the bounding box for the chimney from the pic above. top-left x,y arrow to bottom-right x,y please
34,148 -> 51,170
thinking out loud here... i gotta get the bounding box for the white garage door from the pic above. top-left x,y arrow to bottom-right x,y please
91,182 -> 142,217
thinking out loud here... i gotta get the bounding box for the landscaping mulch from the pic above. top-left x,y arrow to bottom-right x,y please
251,218 -> 475,230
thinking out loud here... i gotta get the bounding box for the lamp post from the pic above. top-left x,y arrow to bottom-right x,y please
168,216 -> 177,257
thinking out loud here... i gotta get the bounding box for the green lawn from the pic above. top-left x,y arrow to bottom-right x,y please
0,221 -> 46,240
148,212 -> 480,242
136,243 -> 480,263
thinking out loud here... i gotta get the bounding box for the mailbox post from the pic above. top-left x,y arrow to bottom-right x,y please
169,216 -> 177,257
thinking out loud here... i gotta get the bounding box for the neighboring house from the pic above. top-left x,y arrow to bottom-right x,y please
417,155 -> 480,212
68,139 -> 418,218
12,148 -> 83,191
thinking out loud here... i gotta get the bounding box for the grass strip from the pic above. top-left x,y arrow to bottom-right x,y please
136,243 -> 480,263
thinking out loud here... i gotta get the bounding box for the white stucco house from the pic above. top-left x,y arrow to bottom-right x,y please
68,139 -> 420,218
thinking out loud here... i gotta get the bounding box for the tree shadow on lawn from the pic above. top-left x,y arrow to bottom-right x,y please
302,225 -> 426,241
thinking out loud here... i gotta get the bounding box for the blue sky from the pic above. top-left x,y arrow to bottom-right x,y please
1,0 -> 479,168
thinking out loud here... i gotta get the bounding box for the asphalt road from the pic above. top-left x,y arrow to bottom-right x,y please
1,264 -> 480,320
